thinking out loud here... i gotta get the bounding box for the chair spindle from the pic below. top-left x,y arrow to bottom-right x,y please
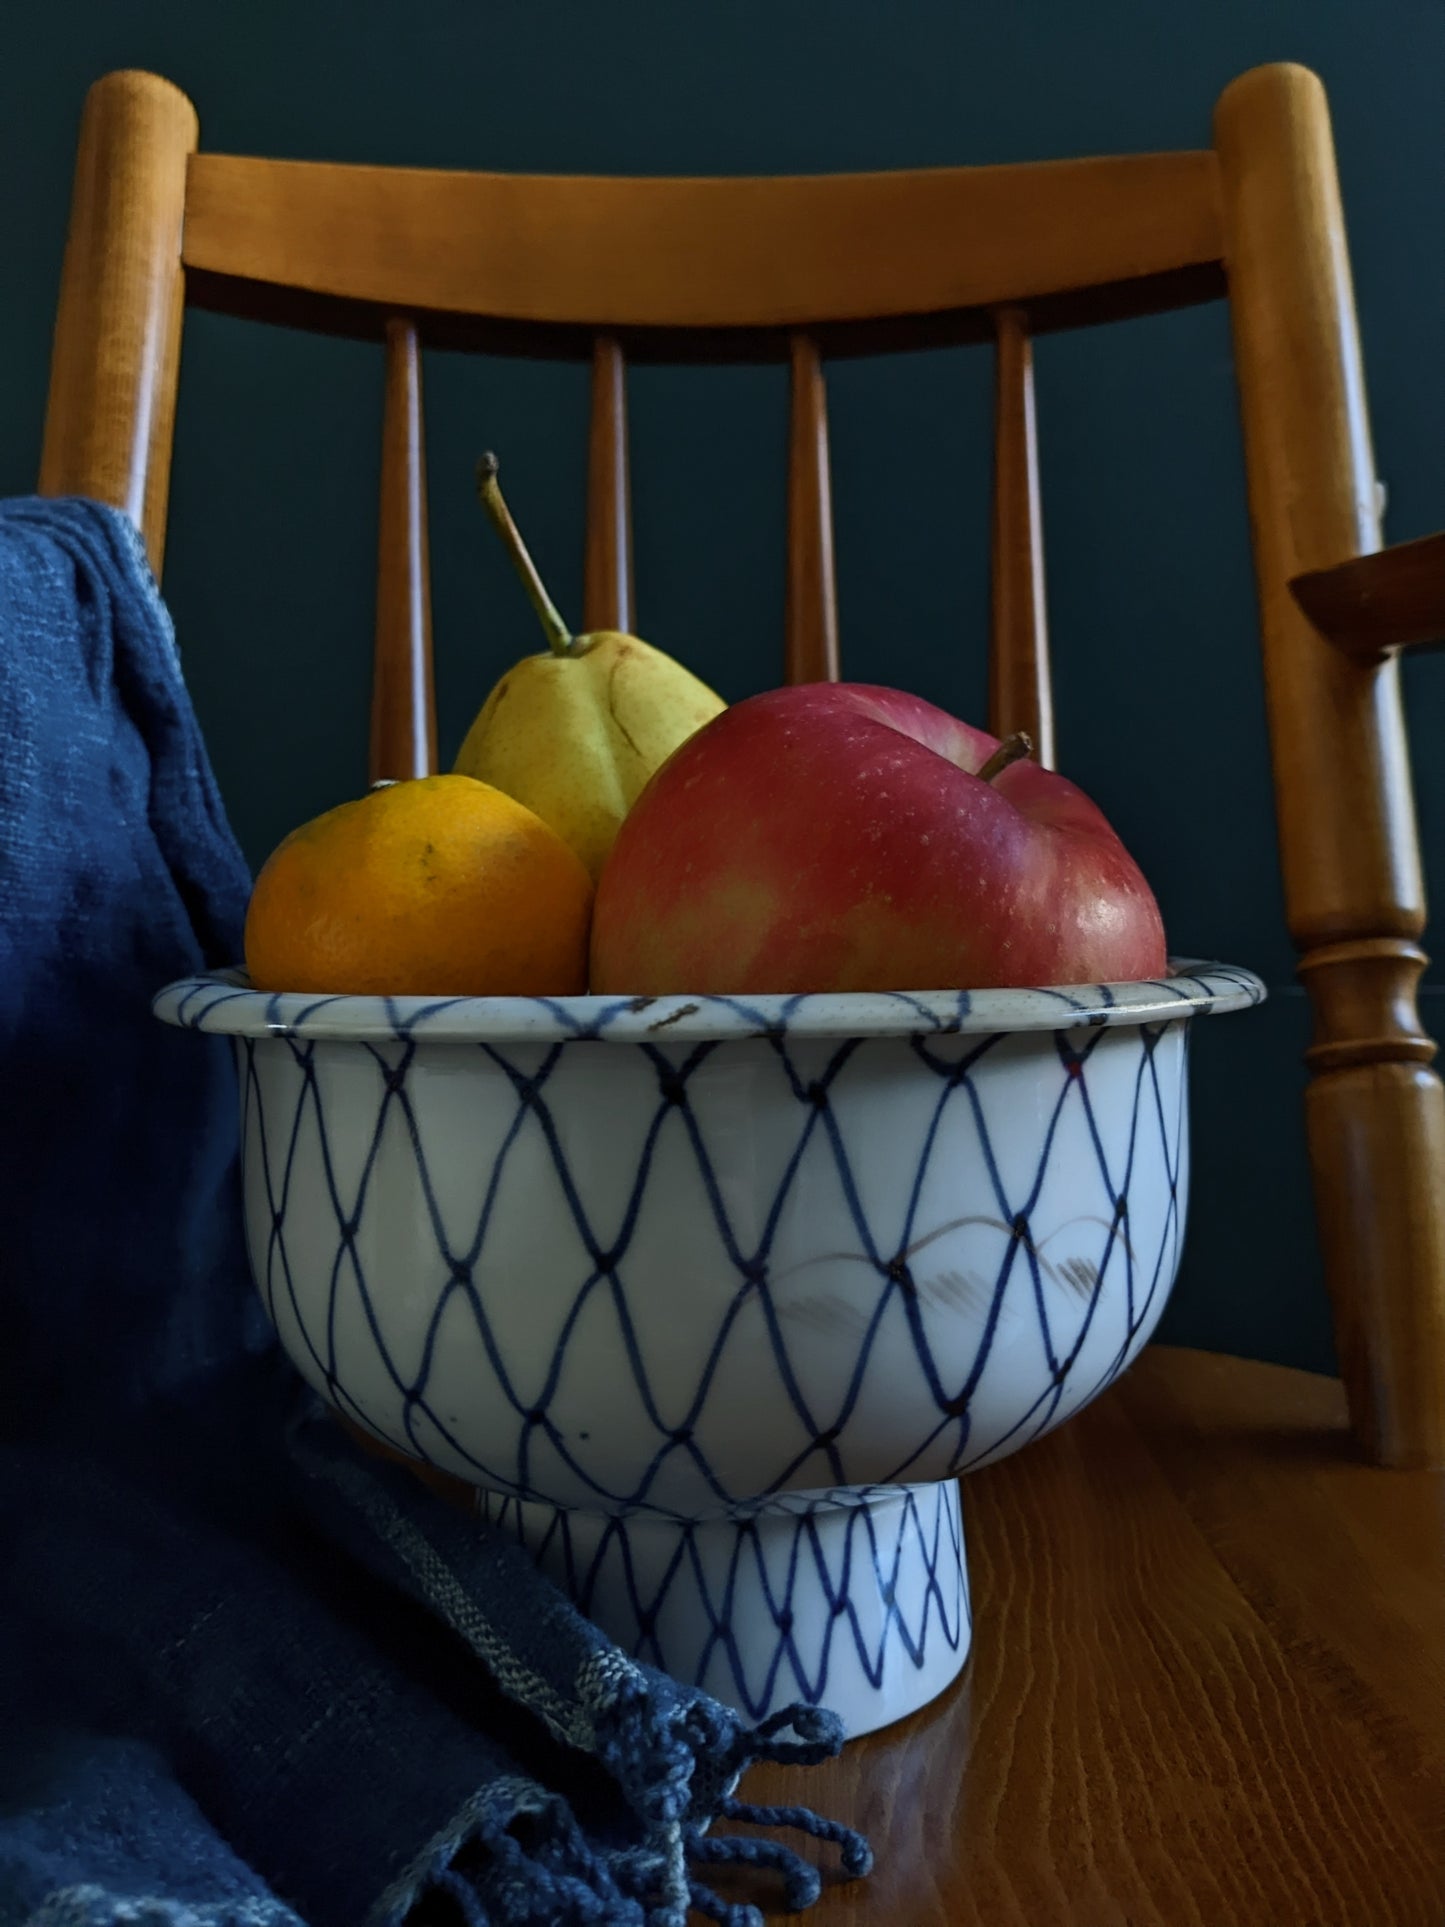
989,306 -> 1055,768
785,331 -> 840,684
369,316 -> 436,784
584,335 -> 635,634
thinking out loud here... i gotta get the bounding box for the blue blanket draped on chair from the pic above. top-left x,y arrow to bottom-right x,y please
0,497 -> 868,1927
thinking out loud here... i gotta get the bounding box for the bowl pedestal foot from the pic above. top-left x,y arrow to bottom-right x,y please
481,1479 -> 972,1738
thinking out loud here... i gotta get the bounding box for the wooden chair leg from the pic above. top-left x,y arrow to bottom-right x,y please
1301,950 -> 1445,1467
1216,63 -> 1445,1467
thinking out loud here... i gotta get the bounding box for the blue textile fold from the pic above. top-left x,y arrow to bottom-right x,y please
0,498 -> 870,1927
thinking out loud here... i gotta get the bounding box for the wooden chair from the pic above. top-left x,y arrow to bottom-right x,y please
39,64 -> 1445,1922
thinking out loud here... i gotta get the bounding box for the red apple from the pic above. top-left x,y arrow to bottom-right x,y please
590,683 -> 1166,995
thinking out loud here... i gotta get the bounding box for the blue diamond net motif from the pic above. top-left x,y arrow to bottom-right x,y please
234,1016 -> 1192,1511
481,1480 -> 969,1723
159,963 -> 1264,1725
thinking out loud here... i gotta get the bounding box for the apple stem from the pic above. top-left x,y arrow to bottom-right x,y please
475,453 -> 577,657
977,731 -> 1033,784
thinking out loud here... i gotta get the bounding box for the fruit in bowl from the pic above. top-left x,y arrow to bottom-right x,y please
592,684 -> 1166,996
246,448 -> 1167,1009
243,773 -> 591,997
453,455 -> 725,883
181,460 -> 1266,1741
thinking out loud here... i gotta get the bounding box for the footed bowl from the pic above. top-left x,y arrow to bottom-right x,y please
156,962 -> 1263,1736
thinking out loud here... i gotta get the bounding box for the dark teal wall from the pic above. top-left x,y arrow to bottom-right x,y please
4,2 -> 1444,1373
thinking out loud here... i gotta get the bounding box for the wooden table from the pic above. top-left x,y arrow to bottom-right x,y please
716,1347 -> 1445,1925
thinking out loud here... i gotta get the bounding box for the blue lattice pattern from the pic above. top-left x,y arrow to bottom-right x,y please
480,1481 -> 969,1722
157,963 -> 1263,1731
230,1015 -> 1193,1514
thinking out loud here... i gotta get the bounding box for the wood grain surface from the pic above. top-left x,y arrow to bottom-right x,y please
712,1347 -> 1445,1926
181,149 -> 1221,339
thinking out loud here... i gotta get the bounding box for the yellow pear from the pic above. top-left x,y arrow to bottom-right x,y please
454,454 -> 726,883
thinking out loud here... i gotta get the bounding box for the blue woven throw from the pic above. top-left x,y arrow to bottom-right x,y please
0,497 -> 870,1927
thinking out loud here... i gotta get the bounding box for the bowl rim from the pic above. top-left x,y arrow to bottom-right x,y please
152,959 -> 1265,1044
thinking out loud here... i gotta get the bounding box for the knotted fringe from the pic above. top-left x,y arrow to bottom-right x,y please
593,1691 -> 872,1925
371,1780 -> 639,1925
291,1420 -> 872,1926
369,1704 -> 872,1927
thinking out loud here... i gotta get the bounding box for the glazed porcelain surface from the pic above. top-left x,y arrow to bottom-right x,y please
157,961 -> 1263,1732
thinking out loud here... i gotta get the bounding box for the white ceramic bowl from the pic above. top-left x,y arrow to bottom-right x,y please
157,961 -> 1263,1734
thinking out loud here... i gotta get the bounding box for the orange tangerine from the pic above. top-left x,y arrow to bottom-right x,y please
244,774 -> 592,997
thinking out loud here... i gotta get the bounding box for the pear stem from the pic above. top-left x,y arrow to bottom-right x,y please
475,452 -> 576,657
977,731 -> 1033,784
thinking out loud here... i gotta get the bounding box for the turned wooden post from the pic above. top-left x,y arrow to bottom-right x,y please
39,69 -> 196,575
1217,63 -> 1445,1466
